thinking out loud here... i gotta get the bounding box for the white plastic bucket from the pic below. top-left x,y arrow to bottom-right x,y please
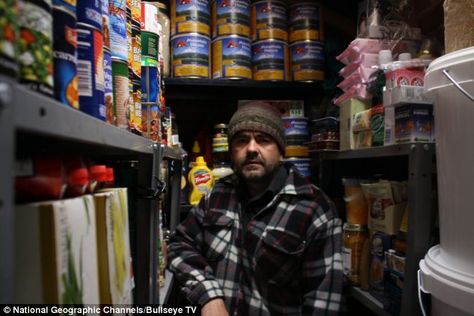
424,46 -> 474,274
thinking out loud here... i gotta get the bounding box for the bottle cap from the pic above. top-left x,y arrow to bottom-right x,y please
89,165 -> 107,182
68,168 -> 89,186
105,167 -> 115,183
378,50 -> 393,65
195,156 -> 207,166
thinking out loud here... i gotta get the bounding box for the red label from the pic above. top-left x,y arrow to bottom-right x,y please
194,173 -> 211,186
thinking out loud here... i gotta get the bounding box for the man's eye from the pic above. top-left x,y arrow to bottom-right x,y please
256,136 -> 271,144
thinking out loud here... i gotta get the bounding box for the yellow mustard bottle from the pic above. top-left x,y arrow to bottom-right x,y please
188,156 -> 214,205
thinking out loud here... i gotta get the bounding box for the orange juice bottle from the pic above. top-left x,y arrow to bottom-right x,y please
188,156 -> 214,205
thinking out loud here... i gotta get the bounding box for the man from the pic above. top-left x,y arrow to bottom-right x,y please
168,102 -> 343,315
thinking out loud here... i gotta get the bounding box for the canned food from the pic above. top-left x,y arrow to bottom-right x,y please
251,39 -> 289,81
53,6 -> 78,108
290,40 -> 325,82
211,0 -> 250,38
53,0 -> 76,14
342,223 -> 368,285
128,0 -> 141,28
0,0 -> 19,77
140,2 -> 159,33
112,0 -> 126,11
171,33 -> 210,78
112,58 -> 129,128
170,0 -> 210,36
77,23 -> 105,120
283,157 -> 311,177
129,25 -> 141,81
103,48 -> 114,124
155,2 -> 171,78
289,2 -> 324,43
141,62 -> 159,103
282,117 -> 309,144
129,80 -> 141,132
141,102 -> 161,142
141,31 -> 159,60
18,0 -> 54,96
101,0 -> 110,49
251,0 -> 287,42
77,0 -> 102,30
212,35 -> 251,80
110,5 -> 128,61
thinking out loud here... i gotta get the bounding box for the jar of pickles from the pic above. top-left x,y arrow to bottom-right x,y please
342,223 -> 368,285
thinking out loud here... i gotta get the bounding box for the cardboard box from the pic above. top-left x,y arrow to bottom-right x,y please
94,188 -> 133,305
14,196 -> 100,305
339,98 -> 371,150
395,103 -> 434,143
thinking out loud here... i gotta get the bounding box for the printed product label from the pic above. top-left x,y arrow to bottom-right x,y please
110,6 -> 128,61
102,2 -> 111,49
129,26 -> 141,80
193,170 -> 211,187
141,65 -> 158,102
289,4 -> 323,42
112,61 -> 129,128
283,117 -> 308,136
18,1 -> 54,96
77,0 -> 102,30
140,2 -> 159,33
172,34 -> 210,78
141,31 -> 159,59
290,159 -> 310,177
53,0 -> 77,13
342,246 -> 352,276
112,0 -> 127,11
213,0 -> 250,37
130,82 -> 142,131
104,50 -> 114,124
129,0 -> 141,25
251,40 -> 286,80
290,41 -> 325,81
0,0 -> 19,75
172,0 -> 210,36
212,36 -> 251,79
141,103 -> 160,141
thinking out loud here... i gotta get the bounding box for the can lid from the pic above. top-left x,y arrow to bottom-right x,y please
343,223 -> 367,231
214,123 -> 227,129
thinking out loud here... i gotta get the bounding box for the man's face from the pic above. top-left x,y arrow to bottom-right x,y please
231,131 -> 282,183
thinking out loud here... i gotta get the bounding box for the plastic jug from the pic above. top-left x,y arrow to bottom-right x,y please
188,156 -> 213,205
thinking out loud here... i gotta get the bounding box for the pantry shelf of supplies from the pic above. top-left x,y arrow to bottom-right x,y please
351,287 -> 392,316
315,143 -> 435,160
8,81 -> 154,155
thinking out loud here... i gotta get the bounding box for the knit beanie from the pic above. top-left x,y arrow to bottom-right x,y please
228,102 -> 286,152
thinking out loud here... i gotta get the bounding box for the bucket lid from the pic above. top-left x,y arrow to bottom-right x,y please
425,46 -> 474,93
419,245 -> 474,314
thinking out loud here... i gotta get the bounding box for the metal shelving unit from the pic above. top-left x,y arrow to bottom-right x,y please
0,77 -> 182,304
316,143 -> 437,316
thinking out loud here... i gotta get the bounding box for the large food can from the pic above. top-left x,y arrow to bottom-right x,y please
170,0 -> 210,36
171,33 -> 210,78
103,48 -> 114,124
289,2 -> 324,43
141,60 -> 159,103
129,80 -> 141,132
211,0 -> 250,38
77,23 -> 105,120
141,30 -> 159,60
109,5 -> 128,61
251,0 -> 287,42
127,0 -> 141,28
112,58 -> 129,128
0,0 -> 19,78
129,24 -> 141,81
251,39 -> 289,81
141,102 -> 160,141
77,0 -> 102,30
52,5 -> 78,108
282,116 -> 309,144
101,0 -> 110,49
290,40 -> 325,82
18,0 -> 54,96
53,0 -> 76,14
212,35 -> 251,79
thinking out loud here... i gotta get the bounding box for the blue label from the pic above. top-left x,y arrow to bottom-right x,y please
77,0 -> 103,30
290,41 -> 325,69
252,41 -> 285,68
103,50 -> 113,97
283,118 -> 309,136
141,66 -> 159,102
101,0 -> 108,15
172,35 -> 210,66
112,0 -> 126,11
109,7 -> 128,61
175,0 -> 210,24
216,0 -> 250,24
289,4 -> 321,25
254,2 -> 286,29
53,0 -> 77,14
285,159 -> 311,177
222,37 -> 251,60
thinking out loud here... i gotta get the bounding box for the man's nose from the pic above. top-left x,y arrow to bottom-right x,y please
247,138 -> 258,152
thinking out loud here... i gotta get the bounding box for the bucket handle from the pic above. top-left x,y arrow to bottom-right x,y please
443,69 -> 474,102
418,269 -> 430,316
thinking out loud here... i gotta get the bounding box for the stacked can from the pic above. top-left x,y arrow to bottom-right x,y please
152,2 -> 171,78
0,0 -> 19,78
288,1 -> 325,82
141,1 -> 160,141
52,2 -> 78,109
110,0 -> 129,128
102,0 -> 114,124
77,0 -> 106,120
250,0 -> 290,81
170,0 -> 211,78
211,0 -> 252,80
18,0 -> 54,96
282,116 -> 311,177
127,0 -> 142,133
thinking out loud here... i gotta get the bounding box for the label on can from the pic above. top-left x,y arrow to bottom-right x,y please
251,1 -> 287,41
140,2 -> 159,33
77,0 -> 102,30
128,0 -> 141,27
101,0 -> 111,48
53,0 -> 76,14
171,34 -> 210,78
77,24 -> 105,120
141,65 -> 159,102
141,102 -> 160,141
53,6 -> 78,108
141,31 -> 159,60
289,3 -> 323,42
290,41 -> 325,81
112,0 -> 126,11
252,40 -> 289,81
110,6 -> 128,61
171,0 -> 210,36
284,158 -> 311,177
129,80 -> 141,132
282,117 -> 309,136
129,26 -> 141,81
104,49 -> 114,124
212,0 -> 250,38
18,1 -> 54,96
112,59 -> 129,128
0,0 -> 19,77
212,36 -> 251,79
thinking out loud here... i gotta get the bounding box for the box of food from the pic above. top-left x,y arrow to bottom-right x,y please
340,98 -> 371,150
395,103 -> 434,143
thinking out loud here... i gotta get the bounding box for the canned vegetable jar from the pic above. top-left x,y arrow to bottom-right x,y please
289,2 -> 324,43
251,39 -> 289,81
212,35 -> 251,79
171,33 -> 210,78
251,0 -> 287,42
170,0 -> 210,36
290,40 -> 325,82
211,0 -> 250,38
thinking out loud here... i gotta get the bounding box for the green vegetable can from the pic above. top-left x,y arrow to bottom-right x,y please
0,0 -> 19,78
18,0 -> 54,96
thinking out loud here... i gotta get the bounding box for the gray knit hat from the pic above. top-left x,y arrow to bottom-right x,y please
228,102 -> 286,152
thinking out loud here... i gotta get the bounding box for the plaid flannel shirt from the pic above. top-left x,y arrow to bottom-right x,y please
168,165 -> 343,315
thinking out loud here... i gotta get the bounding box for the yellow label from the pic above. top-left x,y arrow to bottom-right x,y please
227,67 -> 252,79
177,22 -> 210,36
212,41 -> 223,78
253,69 -> 284,81
218,24 -> 250,37
258,28 -> 288,41
289,29 -> 321,43
293,70 -> 325,81
130,87 -> 142,131
175,65 -> 209,77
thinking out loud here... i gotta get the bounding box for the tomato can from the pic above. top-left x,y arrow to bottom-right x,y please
77,23 -> 105,120
18,0 -> 54,96
110,5 -> 128,61
289,40 -> 325,82
289,2 -> 324,43
251,0 -> 287,42
112,58 -> 129,128
77,0 -> 102,30
53,5 -> 78,108
103,48 -> 114,124
211,0 -> 250,38
170,0 -> 210,36
212,35 -> 251,80
171,33 -> 210,78
251,39 -> 290,81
